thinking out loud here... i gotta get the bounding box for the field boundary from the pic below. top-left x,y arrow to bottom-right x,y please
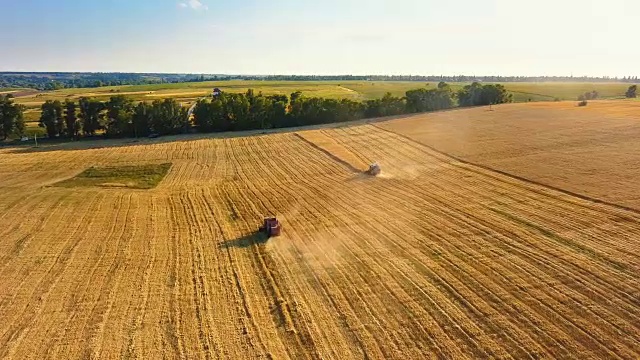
293,133 -> 362,173
508,90 -> 556,99
372,124 -> 640,215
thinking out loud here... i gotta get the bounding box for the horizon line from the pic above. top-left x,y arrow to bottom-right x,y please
0,71 -> 637,79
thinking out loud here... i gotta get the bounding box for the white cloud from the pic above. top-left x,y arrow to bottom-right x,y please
178,0 -> 208,10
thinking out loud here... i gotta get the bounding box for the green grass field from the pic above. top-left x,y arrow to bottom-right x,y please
55,163 -> 172,189
10,80 -> 636,114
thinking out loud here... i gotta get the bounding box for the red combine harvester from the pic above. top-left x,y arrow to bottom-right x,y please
259,217 -> 282,237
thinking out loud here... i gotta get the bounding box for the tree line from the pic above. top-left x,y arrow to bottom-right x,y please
0,95 -> 26,140
237,75 -> 640,83
37,97 -> 188,139
0,72 -> 200,91
3,82 -> 512,142
192,82 -> 509,132
3,72 -> 640,91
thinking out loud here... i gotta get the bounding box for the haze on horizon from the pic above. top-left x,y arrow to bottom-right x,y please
1,0 -> 638,77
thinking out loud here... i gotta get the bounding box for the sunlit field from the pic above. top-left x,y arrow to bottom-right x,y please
1,101 -> 639,359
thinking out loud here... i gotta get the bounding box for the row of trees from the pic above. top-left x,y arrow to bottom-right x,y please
4,72 -> 639,91
192,82 -> 510,132
0,72 -> 197,90
0,95 -> 26,140
458,83 -> 513,106
2,82 -> 510,142
239,75 -> 640,83
38,96 -> 188,140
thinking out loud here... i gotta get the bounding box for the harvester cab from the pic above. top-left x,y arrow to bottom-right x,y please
367,163 -> 381,176
259,217 -> 282,237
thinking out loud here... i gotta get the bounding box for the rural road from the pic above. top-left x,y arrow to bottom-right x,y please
187,96 -> 206,119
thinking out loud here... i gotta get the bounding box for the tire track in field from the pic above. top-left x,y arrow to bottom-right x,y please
332,124 -> 640,358
90,193 -> 140,360
322,126 -> 624,354
358,125 -> 640,328
169,191 -> 216,358
202,167 -> 278,358
253,135 -> 469,357
0,192 -> 107,359
329,128 -> 570,357
348,129 -> 636,320
244,135 -> 407,357
0,191 -> 72,275
181,190 -> 223,359
372,124 -> 640,215
37,193 -> 131,359
224,136 -> 369,358
362,125 -> 640,286
234,139 -> 415,357
166,195 -> 186,359
197,188 -> 266,359
220,189 -> 362,358
293,133 -> 361,173
122,195 -> 157,359
209,139 -> 269,359
347,125 -> 639,285
218,187 -> 317,360
50,192 -> 135,359
224,136 -> 319,359
362,125 -> 640,267
217,191 -> 368,358
277,133 -> 516,357
232,134 -> 492,358
297,130 -> 527,357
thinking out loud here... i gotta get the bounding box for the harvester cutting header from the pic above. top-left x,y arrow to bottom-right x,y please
367,163 -> 381,176
259,217 -> 281,237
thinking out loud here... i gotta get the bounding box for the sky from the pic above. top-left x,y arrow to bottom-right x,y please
1,0 -> 638,76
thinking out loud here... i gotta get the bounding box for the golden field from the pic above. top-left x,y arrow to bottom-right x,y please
0,101 -> 639,359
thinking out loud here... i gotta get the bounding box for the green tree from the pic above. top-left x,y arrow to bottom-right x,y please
458,83 -> 512,107
265,95 -> 289,128
479,84 -> 512,105
104,95 -> 134,137
0,94 -> 26,140
364,92 -> 406,117
78,97 -> 105,136
457,82 -> 484,107
193,98 -> 226,132
625,85 -> 637,98
132,102 -> 151,137
194,91 -> 292,132
64,100 -> 79,139
39,100 -> 64,138
223,93 -> 251,130
148,98 -> 188,135
405,84 -> 455,113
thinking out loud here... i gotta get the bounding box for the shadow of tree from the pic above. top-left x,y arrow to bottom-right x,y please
219,232 -> 269,249
4,112 -> 415,154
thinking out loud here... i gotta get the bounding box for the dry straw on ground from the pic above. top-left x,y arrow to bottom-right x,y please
0,101 -> 639,359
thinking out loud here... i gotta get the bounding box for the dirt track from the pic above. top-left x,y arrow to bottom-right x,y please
0,108 -> 639,358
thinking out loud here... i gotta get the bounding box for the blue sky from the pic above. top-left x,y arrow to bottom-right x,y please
1,0 -> 638,76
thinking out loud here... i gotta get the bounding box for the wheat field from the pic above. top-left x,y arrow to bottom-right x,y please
1,102 -> 639,359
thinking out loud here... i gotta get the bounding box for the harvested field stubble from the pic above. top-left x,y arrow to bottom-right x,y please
378,100 -> 640,210
0,105 -> 639,359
